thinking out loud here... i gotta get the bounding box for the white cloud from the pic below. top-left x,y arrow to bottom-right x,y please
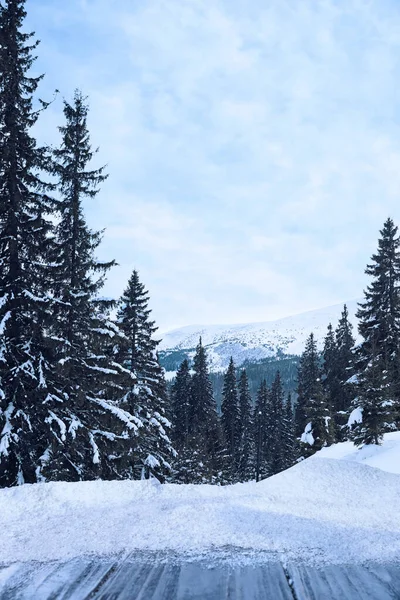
26,0 -> 400,330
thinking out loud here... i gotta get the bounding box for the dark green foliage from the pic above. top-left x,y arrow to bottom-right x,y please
0,0 -> 59,486
295,333 -> 320,437
115,270 -> 174,482
42,90 -> 136,482
221,357 -> 240,475
189,339 -> 217,433
296,333 -> 331,457
253,379 -> 271,481
351,218 -> 400,445
268,371 -> 285,475
334,305 -> 355,437
171,338 -> 223,484
351,343 -> 391,446
322,323 -> 341,438
282,393 -> 297,469
206,355 -> 299,413
170,359 -> 191,448
159,349 -> 190,372
237,370 -> 253,480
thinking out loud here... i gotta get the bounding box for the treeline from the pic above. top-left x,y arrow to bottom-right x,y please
169,347 -> 297,483
169,217 -> 400,481
208,355 -> 299,412
1,1 -> 399,490
296,218 -> 400,455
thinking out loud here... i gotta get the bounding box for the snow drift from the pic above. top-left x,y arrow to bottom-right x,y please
1,432 -> 400,567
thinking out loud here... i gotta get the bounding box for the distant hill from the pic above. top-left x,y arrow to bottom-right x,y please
159,299 -> 360,376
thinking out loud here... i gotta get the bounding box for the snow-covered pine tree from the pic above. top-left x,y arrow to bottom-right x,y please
282,393 -> 296,469
41,90 -> 140,482
297,333 -> 332,457
189,338 -> 223,483
0,0 -> 61,486
268,371 -> 285,475
237,369 -> 253,481
253,379 -> 270,482
295,333 -> 319,437
335,304 -> 355,438
170,359 -> 191,449
322,323 -> 341,440
221,356 -> 240,479
115,270 -> 174,482
350,219 -> 400,445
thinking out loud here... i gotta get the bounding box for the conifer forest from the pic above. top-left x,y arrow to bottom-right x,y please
1,0 -> 400,491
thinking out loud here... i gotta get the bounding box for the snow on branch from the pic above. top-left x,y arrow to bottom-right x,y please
89,433 -> 100,464
45,411 -> 67,442
0,402 -> 15,456
0,311 -> 11,335
89,397 -> 143,431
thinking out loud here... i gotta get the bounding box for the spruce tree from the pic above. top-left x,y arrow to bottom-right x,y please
170,359 -> 192,450
189,338 -> 222,482
253,379 -> 270,482
295,333 -> 320,437
268,371 -> 285,475
297,333 -> 331,456
351,219 -> 400,444
282,393 -> 296,469
322,323 -> 341,439
0,0 -> 59,486
221,356 -> 240,477
335,304 -> 355,438
39,90 -> 139,482
115,270 -> 174,481
237,369 -> 253,481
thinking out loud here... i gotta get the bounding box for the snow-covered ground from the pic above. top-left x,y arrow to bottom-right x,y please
159,299 -> 360,372
313,431 -> 400,475
2,432 -> 400,568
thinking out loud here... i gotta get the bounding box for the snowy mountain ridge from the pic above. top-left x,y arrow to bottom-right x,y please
159,299 -> 360,372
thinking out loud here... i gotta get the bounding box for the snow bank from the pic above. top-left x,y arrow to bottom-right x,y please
2,443 -> 400,567
313,431 -> 400,475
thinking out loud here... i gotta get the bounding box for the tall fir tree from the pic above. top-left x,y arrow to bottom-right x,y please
282,393 -> 296,469
0,0 -> 60,486
40,90 -> 140,482
237,369 -> 253,481
170,359 -> 191,450
295,333 -> 319,437
189,338 -> 223,483
115,270 -> 174,482
296,333 -> 331,456
268,371 -> 285,475
322,323 -> 341,439
221,356 -> 240,477
351,219 -> 400,444
253,379 -> 270,482
335,304 -> 355,438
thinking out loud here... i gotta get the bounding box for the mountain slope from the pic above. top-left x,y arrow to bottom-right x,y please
159,299 -> 360,373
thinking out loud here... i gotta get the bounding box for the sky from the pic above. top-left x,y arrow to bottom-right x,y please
26,0 -> 400,332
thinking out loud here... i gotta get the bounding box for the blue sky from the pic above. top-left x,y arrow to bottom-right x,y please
27,0 -> 400,331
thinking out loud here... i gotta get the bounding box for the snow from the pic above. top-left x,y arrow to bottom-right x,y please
1,433 -> 400,568
313,431 -> 400,475
0,402 -> 14,456
347,406 -> 363,427
45,411 -> 67,442
159,299 -> 361,371
0,310 -> 11,335
300,422 -> 314,445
